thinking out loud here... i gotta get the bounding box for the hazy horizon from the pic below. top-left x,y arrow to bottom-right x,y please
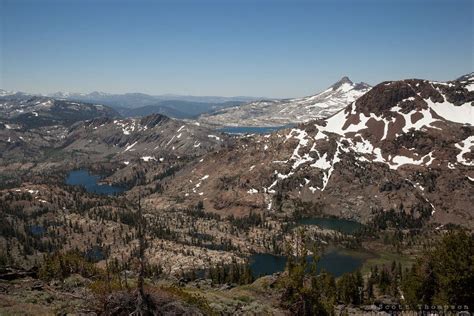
1,0 -> 473,98
3,72 -> 473,99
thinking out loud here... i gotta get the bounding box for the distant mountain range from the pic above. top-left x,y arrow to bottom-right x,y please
199,77 -> 371,127
115,100 -> 245,119
46,91 -> 261,119
1,79 -> 372,124
47,91 -> 260,105
0,89 -> 257,124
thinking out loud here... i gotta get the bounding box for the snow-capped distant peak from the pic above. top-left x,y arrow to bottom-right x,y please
330,76 -> 353,90
199,77 -> 372,126
0,89 -> 17,97
47,91 -> 89,98
330,76 -> 371,93
46,91 -> 112,99
456,72 -> 474,82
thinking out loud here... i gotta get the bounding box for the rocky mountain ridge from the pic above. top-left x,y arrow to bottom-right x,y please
198,77 -> 371,127
0,112 -> 228,168
63,114 -> 228,160
0,93 -> 118,128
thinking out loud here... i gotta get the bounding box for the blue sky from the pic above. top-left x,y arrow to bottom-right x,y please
1,0 -> 472,98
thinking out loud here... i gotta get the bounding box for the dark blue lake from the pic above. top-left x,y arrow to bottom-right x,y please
65,169 -> 126,196
250,249 -> 365,278
217,125 -> 293,135
296,217 -> 364,235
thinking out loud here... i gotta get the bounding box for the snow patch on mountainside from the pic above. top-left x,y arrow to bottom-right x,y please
455,136 -> 474,166
426,99 -> 473,125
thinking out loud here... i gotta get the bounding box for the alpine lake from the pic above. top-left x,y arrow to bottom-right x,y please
65,169 -> 126,196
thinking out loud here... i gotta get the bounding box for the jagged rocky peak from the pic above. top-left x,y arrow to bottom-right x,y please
330,76 -> 353,89
330,76 -> 371,92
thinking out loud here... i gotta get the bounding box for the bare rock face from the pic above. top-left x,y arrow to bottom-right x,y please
161,74 -> 474,228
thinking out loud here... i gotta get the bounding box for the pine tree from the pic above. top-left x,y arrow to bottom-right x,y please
402,230 -> 474,308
